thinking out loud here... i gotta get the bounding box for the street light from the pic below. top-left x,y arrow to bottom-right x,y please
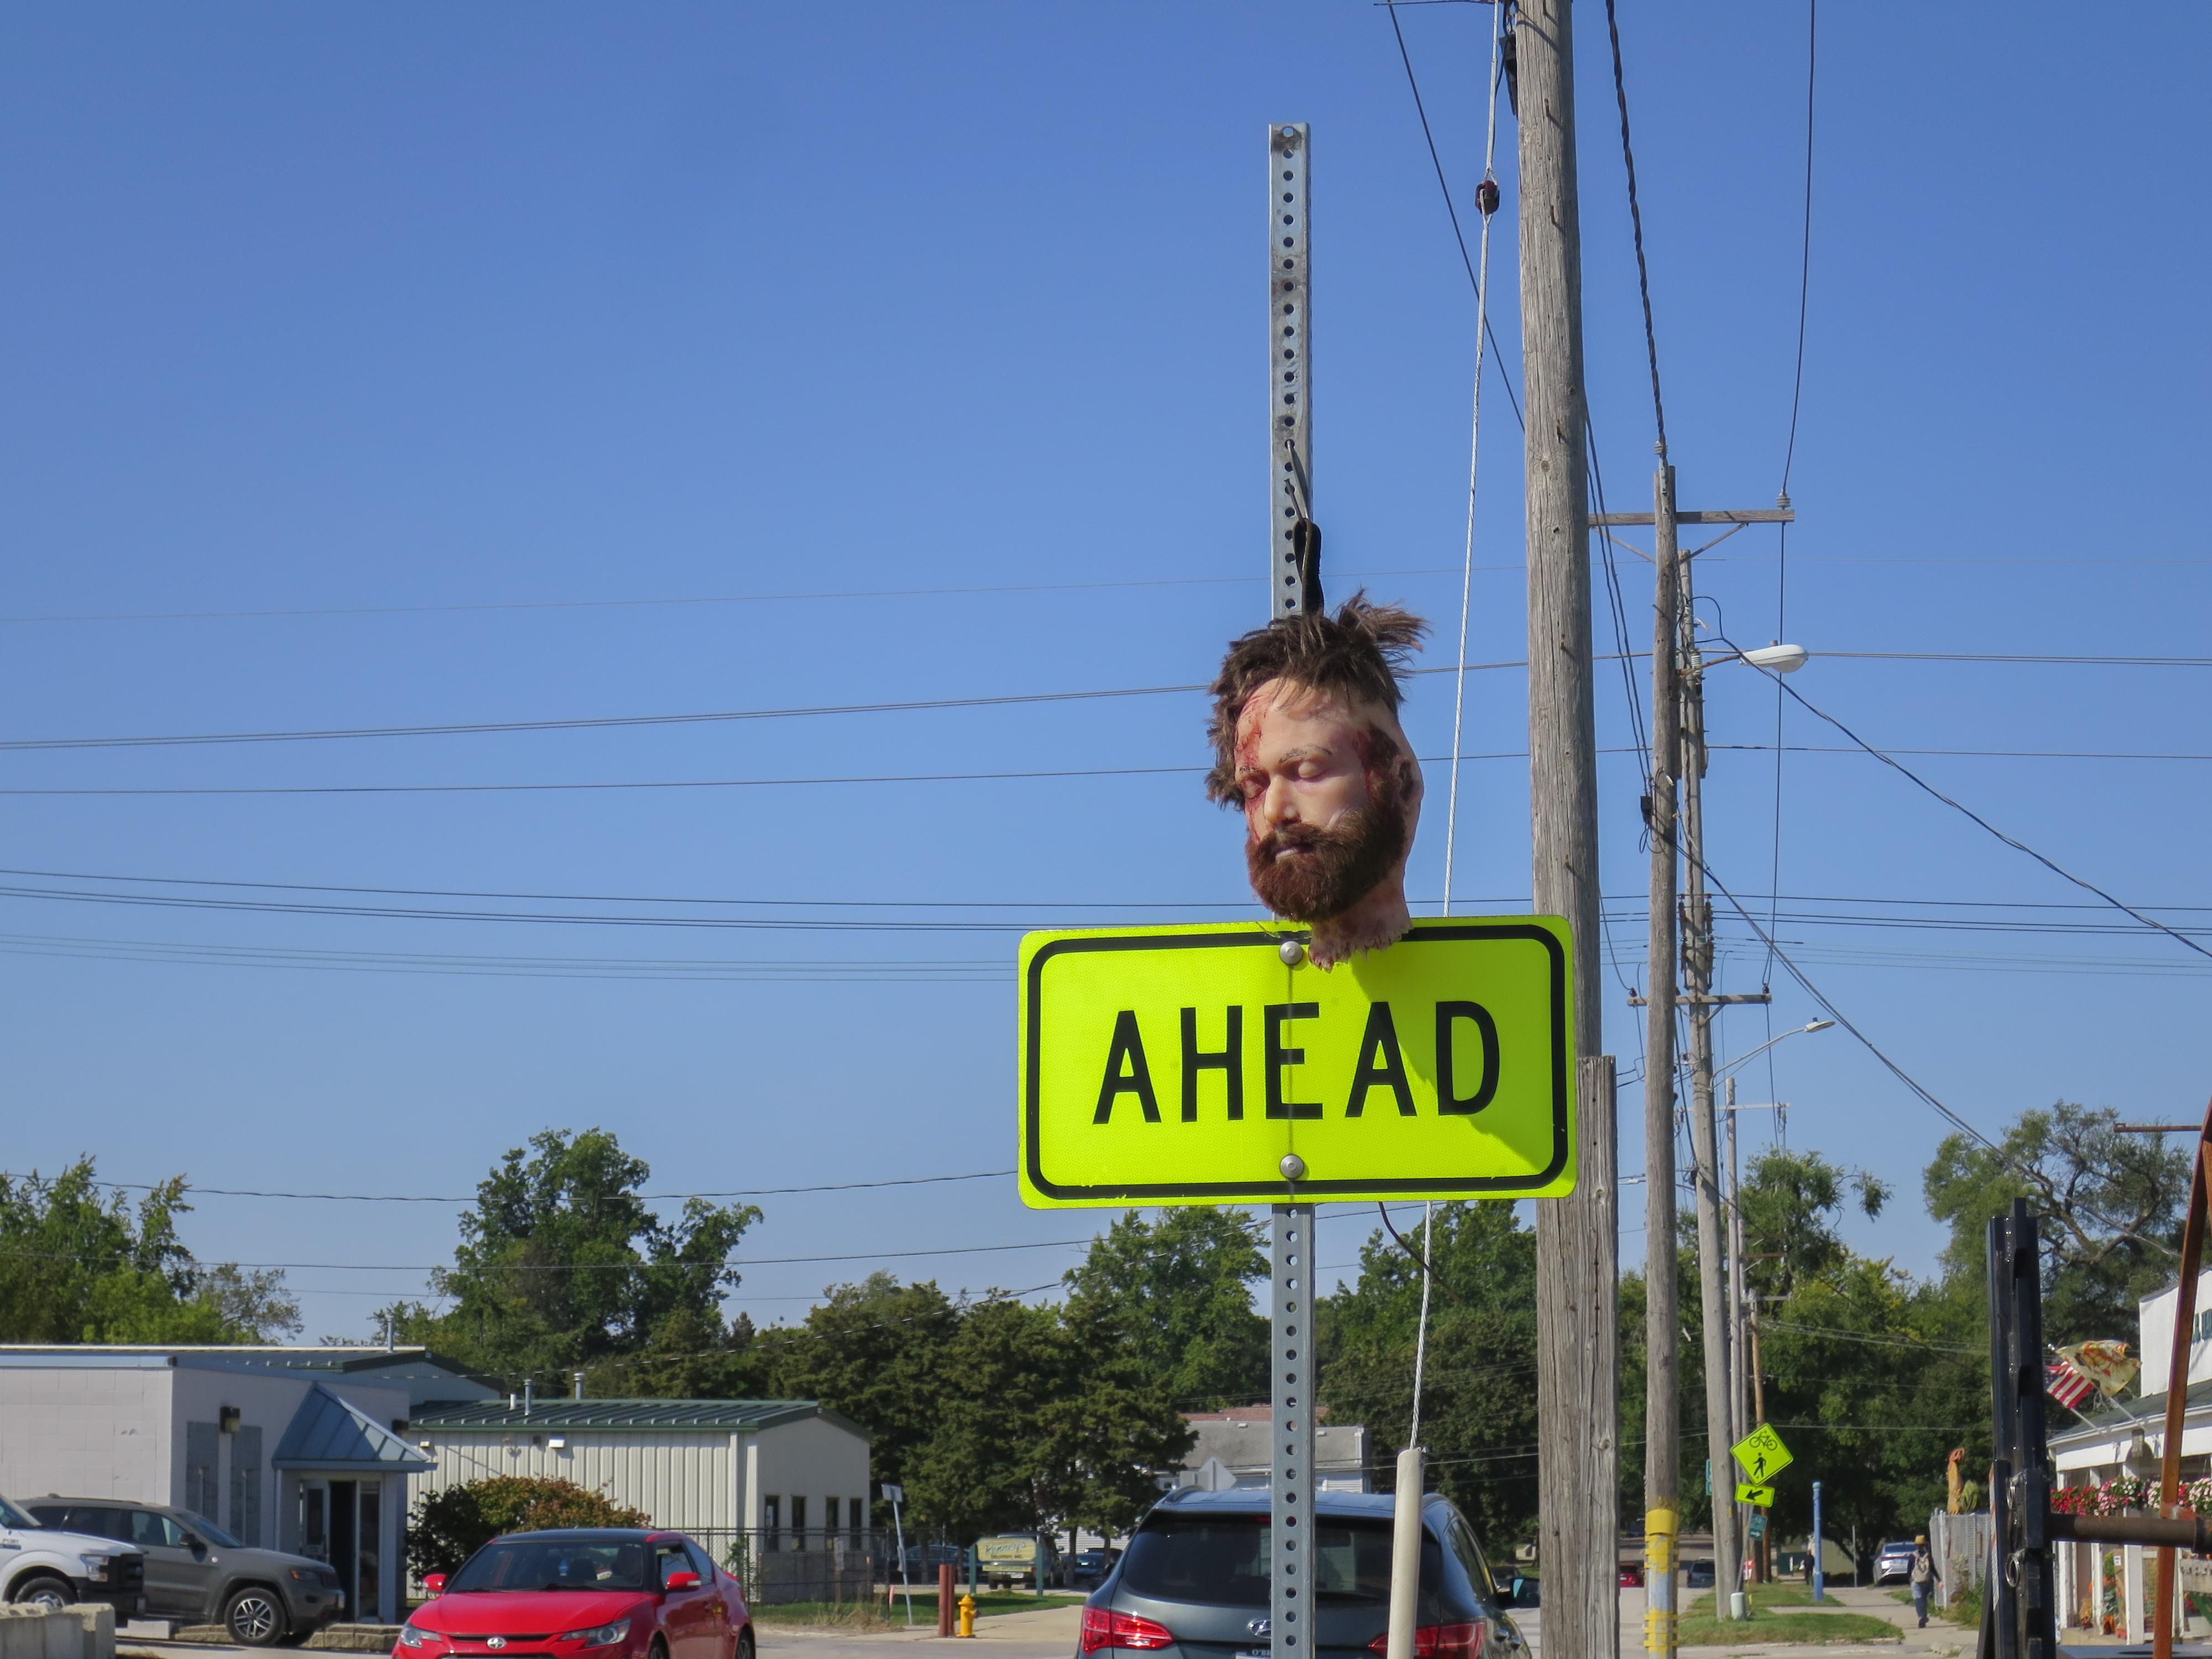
1739,642 -> 1809,674
1715,1019 -> 1835,1081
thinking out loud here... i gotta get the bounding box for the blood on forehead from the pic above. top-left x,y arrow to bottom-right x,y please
1234,680 -> 1391,775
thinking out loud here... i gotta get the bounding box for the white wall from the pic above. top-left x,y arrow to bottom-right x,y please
411,1433 -> 739,1533
750,1417 -> 869,1542
2138,1271 -> 2212,1391
0,1361 -> 172,1505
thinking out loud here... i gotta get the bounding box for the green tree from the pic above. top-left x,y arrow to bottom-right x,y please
1052,1295 -> 1197,1542
405,1477 -> 650,1578
0,1160 -> 284,1343
906,1299 -> 1070,1537
1318,1203 -> 1540,1544
384,1128 -> 761,1387
1063,1208 -> 1268,1409
750,1274 -> 962,1521
1923,1102 -> 2184,1343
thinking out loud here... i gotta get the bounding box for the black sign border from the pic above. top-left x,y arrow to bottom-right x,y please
1022,921 -> 1571,1201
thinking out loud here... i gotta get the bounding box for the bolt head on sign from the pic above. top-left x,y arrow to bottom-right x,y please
1017,917 -> 1575,1206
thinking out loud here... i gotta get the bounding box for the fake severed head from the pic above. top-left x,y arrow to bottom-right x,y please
1206,595 -> 1427,968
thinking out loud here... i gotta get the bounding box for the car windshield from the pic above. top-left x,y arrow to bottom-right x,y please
1118,1512 -> 1443,1608
450,1539 -> 651,1593
0,1498 -> 33,1531
179,1511 -> 243,1550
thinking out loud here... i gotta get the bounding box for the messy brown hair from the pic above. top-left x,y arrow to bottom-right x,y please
1204,593 -> 1428,805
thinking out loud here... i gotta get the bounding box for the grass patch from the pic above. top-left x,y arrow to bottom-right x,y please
1684,1584 -> 1821,1615
750,1603 -> 898,1630
1676,1610 -> 1900,1647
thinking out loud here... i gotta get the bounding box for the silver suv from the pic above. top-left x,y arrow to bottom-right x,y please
28,1498 -> 343,1646
1077,1489 -> 1526,1659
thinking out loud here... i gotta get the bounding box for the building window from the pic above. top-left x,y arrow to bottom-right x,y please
358,1483 -> 382,1623
824,1496 -> 839,1545
851,1499 -> 864,1548
762,1496 -> 780,1553
791,1496 -> 807,1552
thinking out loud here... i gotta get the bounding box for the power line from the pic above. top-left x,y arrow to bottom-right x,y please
4,1166 -> 1015,1206
1726,637 -> 2212,966
1687,848 -> 2177,1261
1778,0 -> 1818,495
0,569 -> 1475,628
1382,0 -> 1525,431
0,1235 -> 1096,1274
1601,0 -> 1667,456
2,647 -> 2199,756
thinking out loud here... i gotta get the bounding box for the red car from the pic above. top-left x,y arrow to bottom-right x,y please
398,1530 -> 753,1659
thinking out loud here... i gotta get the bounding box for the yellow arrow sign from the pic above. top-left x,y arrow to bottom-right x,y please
1731,1424 -> 1795,1484
1018,919 -> 1575,1206
1735,1483 -> 1775,1509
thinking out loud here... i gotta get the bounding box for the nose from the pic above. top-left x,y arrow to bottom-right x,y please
1260,774 -> 1300,829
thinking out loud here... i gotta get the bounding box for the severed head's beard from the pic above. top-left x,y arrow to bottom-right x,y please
1246,774 -> 1410,923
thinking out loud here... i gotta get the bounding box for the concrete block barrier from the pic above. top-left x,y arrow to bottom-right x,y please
0,1601 -> 114,1659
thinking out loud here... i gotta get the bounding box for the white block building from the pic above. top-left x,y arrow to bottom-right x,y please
403,1398 -> 872,1567
0,1347 -> 491,1625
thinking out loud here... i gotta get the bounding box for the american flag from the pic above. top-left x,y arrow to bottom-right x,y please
2047,1358 -> 2096,1410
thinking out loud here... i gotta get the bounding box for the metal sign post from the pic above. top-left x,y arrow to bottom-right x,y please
1269,126 -> 1313,1659
1272,1207 -> 1316,1659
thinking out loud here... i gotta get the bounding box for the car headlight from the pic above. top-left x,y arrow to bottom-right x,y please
399,1623 -> 441,1648
555,1618 -> 631,1648
79,1555 -> 113,1583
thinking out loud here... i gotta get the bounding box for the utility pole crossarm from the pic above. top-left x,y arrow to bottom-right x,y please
1591,508 -> 1796,526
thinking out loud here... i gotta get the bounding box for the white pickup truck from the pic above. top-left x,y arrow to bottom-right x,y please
0,1492 -> 145,1615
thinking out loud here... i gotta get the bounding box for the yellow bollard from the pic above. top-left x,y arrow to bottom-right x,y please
1644,1505 -> 1678,1655
958,1593 -> 977,1638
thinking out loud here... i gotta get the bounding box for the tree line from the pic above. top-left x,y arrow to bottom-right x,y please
1,1104 -> 2183,1552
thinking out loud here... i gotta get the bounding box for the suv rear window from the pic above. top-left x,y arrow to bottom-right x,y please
1118,1512 -> 1444,1608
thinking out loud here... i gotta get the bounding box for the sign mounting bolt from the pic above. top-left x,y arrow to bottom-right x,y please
1279,939 -> 1306,967
1280,1153 -> 1307,1182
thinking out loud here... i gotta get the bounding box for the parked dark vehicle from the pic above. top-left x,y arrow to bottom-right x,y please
1074,1550 -> 1121,1590
1077,1488 -> 1525,1659
28,1499 -> 342,1646
1682,1559 -> 1715,1590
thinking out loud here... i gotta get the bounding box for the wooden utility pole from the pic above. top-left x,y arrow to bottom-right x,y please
1641,461 -> 1683,1656
1681,608 -> 1741,1609
1615,488 -> 1793,1628
1517,4 -> 1618,1655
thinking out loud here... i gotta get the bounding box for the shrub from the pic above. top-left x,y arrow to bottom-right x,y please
407,1477 -> 651,1578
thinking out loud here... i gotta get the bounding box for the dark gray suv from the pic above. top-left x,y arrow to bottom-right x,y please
1078,1489 -> 1526,1659
27,1499 -> 343,1646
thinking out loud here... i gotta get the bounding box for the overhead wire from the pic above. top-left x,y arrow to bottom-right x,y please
1723,638 -> 2212,967
1383,0 -> 1525,431
1439,0 -> 1509,919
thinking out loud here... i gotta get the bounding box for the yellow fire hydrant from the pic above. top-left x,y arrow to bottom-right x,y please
958,1593 -> 977,1639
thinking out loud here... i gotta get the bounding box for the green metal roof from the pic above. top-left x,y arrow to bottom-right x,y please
407,1398 -> 865,1437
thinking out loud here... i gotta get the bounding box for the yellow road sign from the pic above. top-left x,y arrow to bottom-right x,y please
1018,918 -> 1574,1206
1731,1425 -> 1794,1484
1735,1483 -> 1775,1509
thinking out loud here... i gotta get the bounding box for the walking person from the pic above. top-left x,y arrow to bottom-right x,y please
1911,1535 -> 1941,1627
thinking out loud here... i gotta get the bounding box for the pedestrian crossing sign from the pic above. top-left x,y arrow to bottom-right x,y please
1730,1424 -> 1794,1484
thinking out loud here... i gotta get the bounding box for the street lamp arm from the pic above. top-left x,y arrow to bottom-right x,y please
1713,1020 -> 1834,1081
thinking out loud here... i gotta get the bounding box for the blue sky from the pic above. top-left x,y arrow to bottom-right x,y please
0,2 -> 2205,1345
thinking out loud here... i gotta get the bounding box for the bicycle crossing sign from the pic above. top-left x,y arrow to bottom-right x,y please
1730,1425 -> 1794,1484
